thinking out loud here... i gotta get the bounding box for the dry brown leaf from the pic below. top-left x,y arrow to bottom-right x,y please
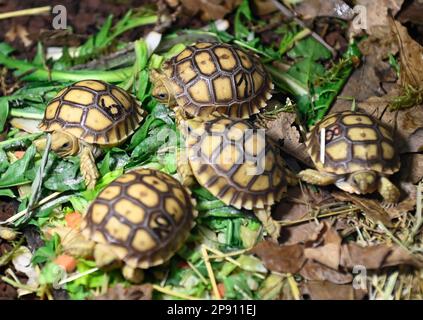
260,111 -> 313,166
294,0 -> 354,20
390,19 -> 423,89
301,281 -> 367,300
304,222 -> 342,270
350,0 -> 404,38
94,284 -> 153,300
251,241 -> 306,274
274,186 -> 333,244
179,0 -> 241,21
332,192 -> 393,226
340,243 -> 423,269
300,260 -> 353,284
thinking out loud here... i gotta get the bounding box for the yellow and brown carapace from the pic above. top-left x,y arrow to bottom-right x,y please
81,168 -> 196,269
151,42 -> 273,119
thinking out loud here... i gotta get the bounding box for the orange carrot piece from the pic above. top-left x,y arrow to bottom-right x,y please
54,255 -> 77,273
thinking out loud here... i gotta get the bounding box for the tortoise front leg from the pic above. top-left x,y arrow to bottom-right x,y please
176,148 -> 196,187
254,207 -> 280,242
122,265 -> 144,284
298,169 -> 337,186
80,145 -> 100,190
378,176 -> 400,203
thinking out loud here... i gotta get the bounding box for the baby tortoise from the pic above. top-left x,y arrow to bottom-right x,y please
298,111 -> 401,203
35,80 -> 146,189
80,168 -> 196,282
151,42 -> 273,119
177,114 -> 297,240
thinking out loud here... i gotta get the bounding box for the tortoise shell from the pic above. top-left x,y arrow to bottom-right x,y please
306,111 -> 400,175
81,168 -> 196,269
39,80 -> 145,145
162,42 -> 273,119
182,117 -> 287,210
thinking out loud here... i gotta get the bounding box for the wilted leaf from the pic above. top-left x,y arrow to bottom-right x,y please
294,0 -> 354,20
390,18 -> 423,89
340,243 -> 423,269
350,0 -> 404,38
260,110 -> 313,166
301,281 -> 366,300
95,283 -> 153,300
304,222 -> 342,270
251,241 -> 306,274
299,260 -> 353,284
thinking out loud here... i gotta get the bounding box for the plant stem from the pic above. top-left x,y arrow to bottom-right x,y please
0,132 -> 42,149
0,53 -> 133,83
266,65 -> 308,96
10,108 -> 44,120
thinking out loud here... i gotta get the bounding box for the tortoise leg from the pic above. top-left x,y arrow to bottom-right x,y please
298,169 -> 337,186
176,148 -> 196,187
94,243 -> 119,268
122,265 -> 144,284
254,207 -> 280,242
80,146 -> 99,190
378,176 -> 400,204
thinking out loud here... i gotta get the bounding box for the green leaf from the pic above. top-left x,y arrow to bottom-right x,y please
224,273 -> 253,299
0,144 -> 36,188
32,42 -> 45,66
288,37 -> 332,61
234,0 -> 253,40
0,98 -> 9,132
43,156 -> 85,192
0,42 -> 14,55
287,37 -> 331,87
32,233 -> 60,265
39,262 -> 66,285
0,148 -> 9,174
82,168 -> 123,201
0,189 -> 15,198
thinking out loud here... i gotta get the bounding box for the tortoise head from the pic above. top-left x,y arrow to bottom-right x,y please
150,69 -> 176,106
348,170 -> 378,194
34,131 -> 79,157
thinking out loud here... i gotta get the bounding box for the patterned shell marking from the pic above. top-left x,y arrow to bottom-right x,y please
306,111 -> 400,175
163,42 -> 273,118
184,117 -> 287,210
39,80 -> 145,145
81,168 -> 196,269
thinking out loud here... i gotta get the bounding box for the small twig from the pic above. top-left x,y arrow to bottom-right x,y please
0,6 -> 51,20
0,191 -> 62,225
58,267 -> 99,286
270,0 -> 336,56
186,260 -> 208,285
201,245 -> 221,300
278,208 -> 360,227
